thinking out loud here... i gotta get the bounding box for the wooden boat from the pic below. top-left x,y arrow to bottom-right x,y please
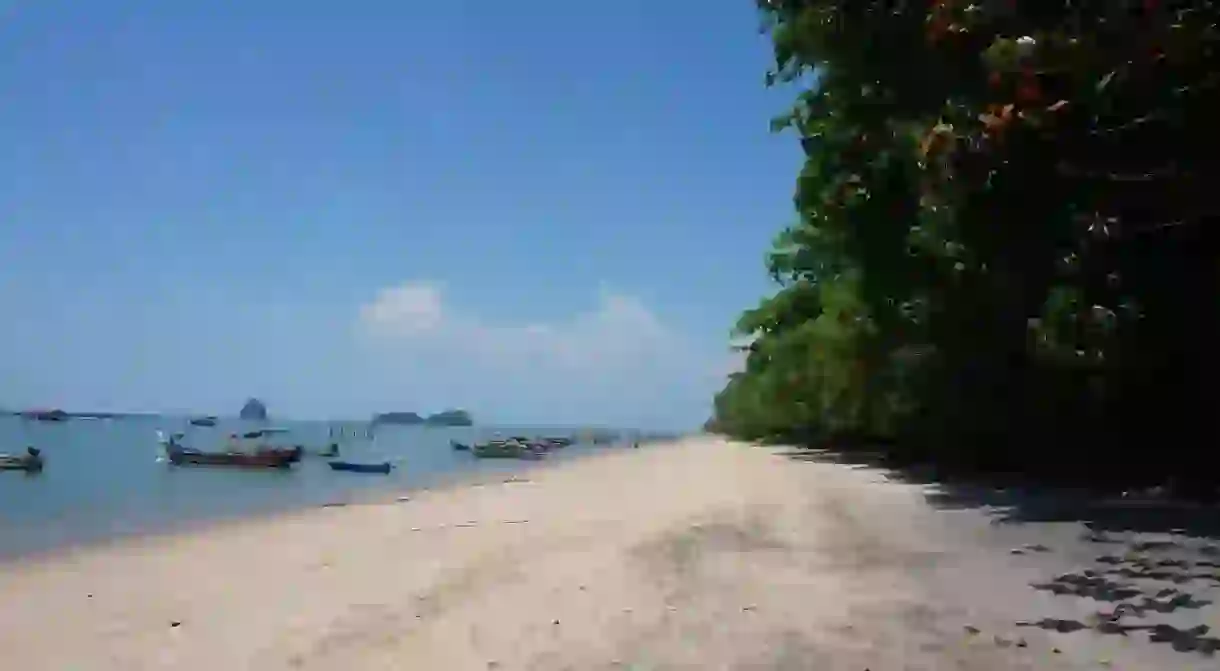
0,453 -> 42,473
165,445 -> 294,469
227,429 -> 303,463
328,460 -> 393,474
471,441 -> 520,458
472,440 -> 544,460
273,445 -> 304,463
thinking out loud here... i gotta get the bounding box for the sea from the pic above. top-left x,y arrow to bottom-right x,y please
0,415 -> 626,560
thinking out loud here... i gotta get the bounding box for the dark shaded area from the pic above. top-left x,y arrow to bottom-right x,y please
777,447 -> 1220,540
1016,619 -> 1220,655
776,444 -> 1220,658
1030,575 -> 1142,602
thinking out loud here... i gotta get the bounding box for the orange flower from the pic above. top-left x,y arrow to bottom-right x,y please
980,105 -> 1015,137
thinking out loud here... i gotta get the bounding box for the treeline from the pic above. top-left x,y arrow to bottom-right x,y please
712,1 -> 1220,494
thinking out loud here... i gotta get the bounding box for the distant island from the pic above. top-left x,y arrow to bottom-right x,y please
239,398 -> 268,421
372,409 -> 473,427
8,409 -> 148,422
372,411 -> 423,425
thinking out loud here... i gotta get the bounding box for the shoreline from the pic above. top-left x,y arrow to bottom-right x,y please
0,442 -> 624,568
5,436 -> 1212,669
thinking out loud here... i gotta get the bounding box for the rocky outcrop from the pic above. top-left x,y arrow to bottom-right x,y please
239,398 -> 268,421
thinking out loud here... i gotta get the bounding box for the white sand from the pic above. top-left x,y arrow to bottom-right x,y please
2,437 -> 1215,669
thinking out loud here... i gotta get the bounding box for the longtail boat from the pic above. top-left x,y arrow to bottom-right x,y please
472,440 -> 544,460
224,429 -> 303,463
328,460 -> 392,474
165,445 -> 295,469
0,451 -> 43,473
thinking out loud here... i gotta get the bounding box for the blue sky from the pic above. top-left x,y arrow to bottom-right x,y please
0,0 -> 799,428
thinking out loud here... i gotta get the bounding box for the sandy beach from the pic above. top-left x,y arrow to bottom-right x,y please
2,437 -> 1217,670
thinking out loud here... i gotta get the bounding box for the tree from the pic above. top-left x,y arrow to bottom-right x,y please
714,0 -> 1220,491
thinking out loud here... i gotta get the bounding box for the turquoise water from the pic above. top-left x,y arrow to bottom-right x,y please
0,415 -> 618,559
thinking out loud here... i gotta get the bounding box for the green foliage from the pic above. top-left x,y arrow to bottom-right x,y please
714,0 -> 1220,490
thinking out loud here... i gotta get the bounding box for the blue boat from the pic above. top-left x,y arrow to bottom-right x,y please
328,460 -> 393,474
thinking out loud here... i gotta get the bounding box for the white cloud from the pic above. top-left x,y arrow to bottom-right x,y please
353,280 -> 727,427
357,280 -> 680,373
358,282 -> 445,337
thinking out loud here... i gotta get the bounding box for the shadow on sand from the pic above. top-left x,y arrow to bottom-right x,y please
775,446 -> 1220,658
775,447 -> 1220,538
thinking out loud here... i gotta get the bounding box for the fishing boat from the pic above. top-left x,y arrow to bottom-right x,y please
227,428 -> 304,463
189,416 -> 218,427
268,445 -> 303,462
0,447 -> 43,473
451,440 -> 471,451
165,444 -> 295,469
328,460 -> 393,474
472,440 -> 544,460
158,431 -> 298,468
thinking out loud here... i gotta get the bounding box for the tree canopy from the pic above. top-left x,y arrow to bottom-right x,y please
712,0 -> 1220,493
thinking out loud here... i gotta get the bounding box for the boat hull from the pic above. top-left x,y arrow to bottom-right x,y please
471,442 -> 544,460
328,461 -> 392,474
0,457 -> 41,473
167,447 -> 294,469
